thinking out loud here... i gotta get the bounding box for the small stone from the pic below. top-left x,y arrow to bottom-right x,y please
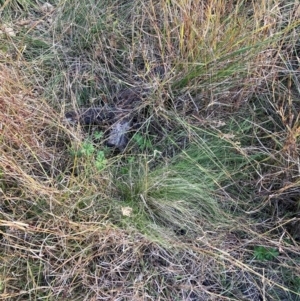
121,206 -> 133,217
107,120 -> 131,151
2,26 -> 16,37
41,2 -> 54,13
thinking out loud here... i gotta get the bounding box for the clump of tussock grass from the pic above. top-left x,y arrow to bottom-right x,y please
112,150 -> 224,237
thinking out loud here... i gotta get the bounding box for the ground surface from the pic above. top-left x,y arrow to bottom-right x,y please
1,0 -> 300,300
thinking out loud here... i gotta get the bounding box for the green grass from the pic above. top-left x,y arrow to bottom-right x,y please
1,0 -> 300,300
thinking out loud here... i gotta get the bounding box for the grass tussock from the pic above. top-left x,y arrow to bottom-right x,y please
1,0 -> 300,300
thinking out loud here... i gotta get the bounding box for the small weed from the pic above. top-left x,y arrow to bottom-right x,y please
132,133 -> 153,151
95,150 -> 107,171
79,142 -> 95,157
70,141 -> 95,157
93,131 -> 104,140
127,156 -> 135,164
253,246 -> 279,261
70,140 -> 107,171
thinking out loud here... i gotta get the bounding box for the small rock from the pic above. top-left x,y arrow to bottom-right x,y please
107,120 -> 131,151
41,2 -> 54,13
2,26 -> 16,37
121,206 -> 133,217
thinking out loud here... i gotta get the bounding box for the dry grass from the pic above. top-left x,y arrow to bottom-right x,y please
1,0 -> 300,300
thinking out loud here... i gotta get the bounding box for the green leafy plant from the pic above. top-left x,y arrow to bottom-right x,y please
70,140 -> 107,171
95,150 -> 107,171
93,131 -> 104,140
127,156 -> 135,164
254,246 -> 279,261
132,133 -> 153,151
70,141 -> 95,157
79,142 -> 95,157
